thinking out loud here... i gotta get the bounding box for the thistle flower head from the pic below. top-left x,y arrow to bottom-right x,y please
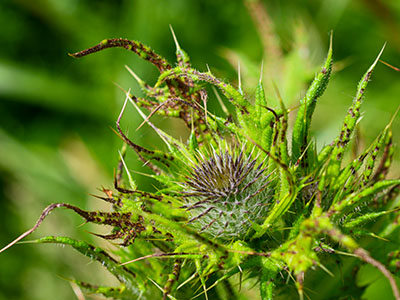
182,145 -> 275,239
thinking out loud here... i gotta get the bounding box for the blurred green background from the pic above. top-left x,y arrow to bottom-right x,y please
0,0 -> 399,299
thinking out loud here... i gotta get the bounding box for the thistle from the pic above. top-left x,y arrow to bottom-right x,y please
2,30 -> 400,300
182,145 -> 275,239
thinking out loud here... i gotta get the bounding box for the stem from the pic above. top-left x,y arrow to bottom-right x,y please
355,248 -> 400,300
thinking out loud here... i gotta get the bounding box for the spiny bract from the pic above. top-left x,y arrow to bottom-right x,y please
182,144 -> 275,239
2,32 -> 400,300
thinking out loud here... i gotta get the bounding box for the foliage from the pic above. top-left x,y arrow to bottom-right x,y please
2,29 -> 400,300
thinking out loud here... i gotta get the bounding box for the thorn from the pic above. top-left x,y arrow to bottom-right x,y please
148,277 -> 164,293
135,101 -> 170,131
297,272 -> 305,300
206,64 -> 211,74
201,90 -> 208,124
0,229 -> 35,253
380,60 -> 400,72
177,272 -> 197,290
370,43 -> 386,70
190,107 -> 196,134
117,89 -> 130,128
316,261 -> 334,277
127,95 -> 171,147
110,126 -> 124,141
118,150 -> 137,190
212,86 -> 230,117
384,105 -> 400,130
169,24 -> 181,50
272,81 -> 284,109
89,193 -> 115,203
125,65 -> 144,84
102,187 -> 114,198
238,264 -> 243,291
113,81 -> 128,94
238,61 -> 242,93
129,169 -> 156,178
259,60 -> 264,83
69,281 -> 86,300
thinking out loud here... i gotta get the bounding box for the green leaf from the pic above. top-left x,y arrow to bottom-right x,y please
332,179 -> 400,216
327,44 -> 386,178
291,34 -> 333,165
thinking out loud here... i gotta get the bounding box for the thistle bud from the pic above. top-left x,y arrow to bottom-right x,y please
182,146 -> 275,239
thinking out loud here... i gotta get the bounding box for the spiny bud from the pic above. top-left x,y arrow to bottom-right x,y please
181,145 -> 275,240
